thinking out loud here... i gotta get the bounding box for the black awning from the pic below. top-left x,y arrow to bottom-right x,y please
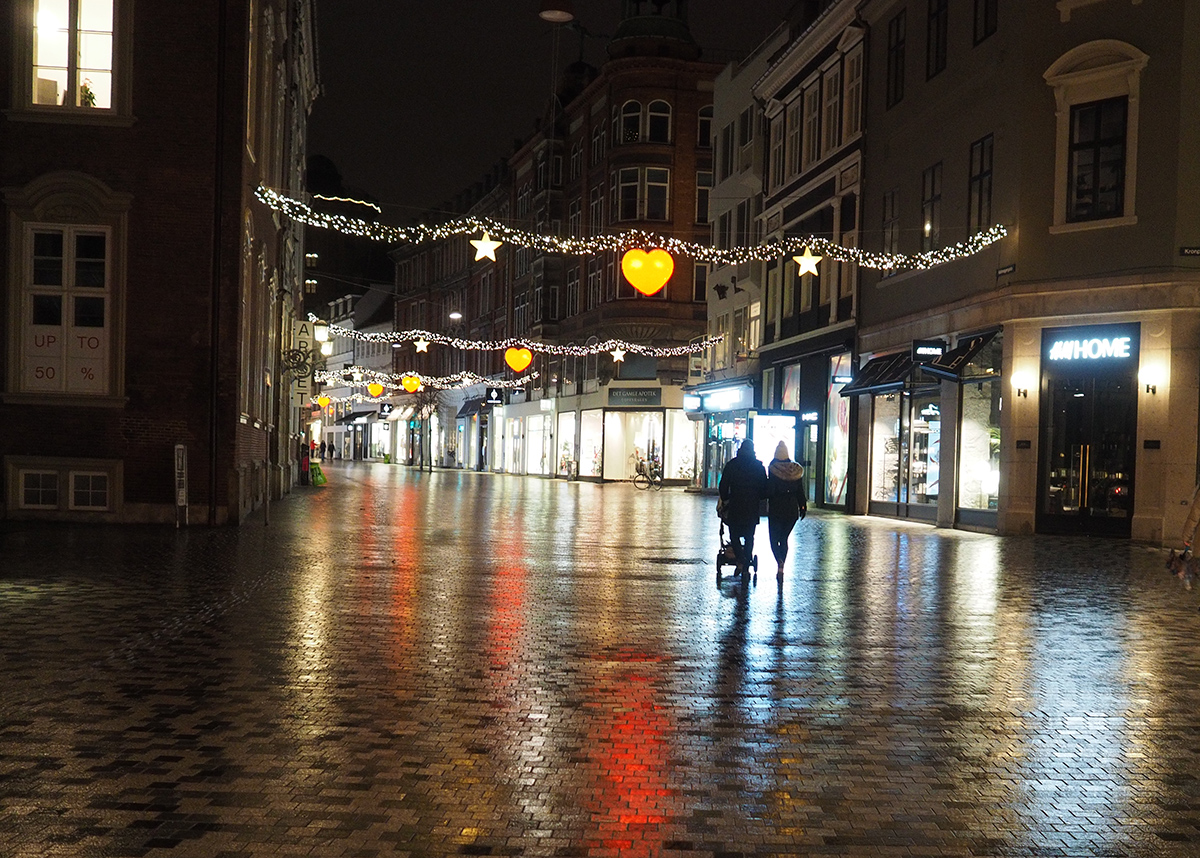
838,352 -> 914,396
455,397 -> 488,418
923,330 -> 998,381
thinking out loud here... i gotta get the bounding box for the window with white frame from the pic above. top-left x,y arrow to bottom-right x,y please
568,197 -> 582,237
645,168 -> 669,220
802,83 -> 821,168
1045,40 -> 1145,232
20,470 -> 59,509
569,140 -> 582,180
737,106 -> 755,171
843,43 -> 864,139
822,65 -> 842,154
29,0 -> 117,109
566,267 -> 580,317
968,134 -> 993,234
587,259 -> 602,309
769,116 -> 785,190
882,188 -> 900,256
22,225 -> 111,394
589,184 -> 604,229
785,100 -> 803,179
922,162 -> 942,250
590,123 -> 606,165
766,264 -> 779,325
693,262 -> 708,302
69,471 -> 109,510
719,121 -> 735,181
613,167 -> 670,221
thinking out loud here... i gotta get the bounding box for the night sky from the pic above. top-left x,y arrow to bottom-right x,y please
306,1 -> 794,219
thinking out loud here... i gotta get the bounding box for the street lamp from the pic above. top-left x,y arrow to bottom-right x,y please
538,0 -> 574,23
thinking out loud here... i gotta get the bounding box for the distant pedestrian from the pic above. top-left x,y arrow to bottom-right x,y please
718,439 -> 768,578
766,441 -> 806,580
319,440 -> 327,461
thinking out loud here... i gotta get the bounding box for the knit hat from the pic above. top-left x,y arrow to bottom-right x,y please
774,440 -> 790,461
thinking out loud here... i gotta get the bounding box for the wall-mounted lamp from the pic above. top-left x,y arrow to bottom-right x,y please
313,321 -> 329,342
1011,370 -> 1034,400
1139,365 -> 1163,395
538,0 -> 575,23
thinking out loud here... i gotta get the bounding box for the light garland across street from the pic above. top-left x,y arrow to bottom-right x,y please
260,185 -> 1007,270
308,315 -> 721,357
315,368 -> 538,390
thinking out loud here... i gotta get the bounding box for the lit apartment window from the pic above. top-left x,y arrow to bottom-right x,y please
620,101 -> 641,143
32,0 -> 114,107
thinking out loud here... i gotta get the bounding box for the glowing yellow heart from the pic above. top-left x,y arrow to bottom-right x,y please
621,248 -> 674,296
505,347 -> 533,373
401,376 -> 421,393
317,395 -> 331,408
366,382 -> 385,398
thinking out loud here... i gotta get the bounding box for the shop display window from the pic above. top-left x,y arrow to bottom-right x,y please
579,409 -> 604,477
527,414 -> 549,475
957,333 -> 1002,510
557,411 -> 577,475
707,416 -> 746,488
871,394 -> 904,502
825,353 -> 852,505
907,390 -> 941,504
664,410 -> 696,481
604,411 -> 663,481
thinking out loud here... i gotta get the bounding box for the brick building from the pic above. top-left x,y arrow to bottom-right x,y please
1,0 -> 317,524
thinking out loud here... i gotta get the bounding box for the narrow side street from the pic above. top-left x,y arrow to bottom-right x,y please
3,462 -> 1200,857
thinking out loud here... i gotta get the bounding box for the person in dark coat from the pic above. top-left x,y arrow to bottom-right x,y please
766,440 -> 806,580
718,439 -> 768,576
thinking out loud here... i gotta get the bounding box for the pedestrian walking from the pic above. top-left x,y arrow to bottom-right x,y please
718,439 -> 768,578
319,440 -> 327,461
766,440 -> 806,580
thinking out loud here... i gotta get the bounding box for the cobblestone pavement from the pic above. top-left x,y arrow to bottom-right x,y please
4,463 -> 1200,858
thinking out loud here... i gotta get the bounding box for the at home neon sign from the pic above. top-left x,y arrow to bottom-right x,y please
1047,336 -> 1132,361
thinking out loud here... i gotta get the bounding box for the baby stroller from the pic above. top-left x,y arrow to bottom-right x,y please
715,499 -> 757,583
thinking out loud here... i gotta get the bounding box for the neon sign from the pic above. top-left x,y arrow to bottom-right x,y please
1047,336 -> 1132,361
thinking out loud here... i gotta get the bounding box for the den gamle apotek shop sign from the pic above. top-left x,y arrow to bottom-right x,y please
608,387 -> 662,407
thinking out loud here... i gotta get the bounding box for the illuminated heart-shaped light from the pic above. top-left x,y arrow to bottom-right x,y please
621,248 -> 674,296
367,382 -> 385,398
505,347 -> 533,373
401,376 -> 421,393
317,395 -> 331,408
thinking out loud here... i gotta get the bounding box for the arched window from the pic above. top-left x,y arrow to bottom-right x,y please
1044,40 -> 1147,231
647,100 -> 672,143
620,100 -> 642,143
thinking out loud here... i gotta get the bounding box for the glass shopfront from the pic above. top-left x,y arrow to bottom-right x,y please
526,413 -> 550,475
1037,323 -> 1139,537
557,411 -> 576,476
869,384 -> 941,519
825,353 -> 853,506
956,334 -> 1003,513
603,410 -> 663,481
579,409 -> 604,477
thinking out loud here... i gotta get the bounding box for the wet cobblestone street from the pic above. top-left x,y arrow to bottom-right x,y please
5,462 -> 1200,857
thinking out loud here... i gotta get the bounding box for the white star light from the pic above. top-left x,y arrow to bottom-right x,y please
470,232 -> 502,261
793,247 -> 823,276
611,347 -> 626,362
414,338 -> 430,352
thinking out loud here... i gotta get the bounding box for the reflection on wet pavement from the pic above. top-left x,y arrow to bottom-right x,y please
3,462 -> 1200,857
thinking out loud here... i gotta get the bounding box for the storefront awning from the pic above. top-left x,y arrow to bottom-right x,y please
922,330 -> 998,381
838,352 -> 914,396
456,398 -> 490,418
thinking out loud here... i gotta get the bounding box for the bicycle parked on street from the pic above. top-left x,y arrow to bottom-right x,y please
631,452 -> 664,491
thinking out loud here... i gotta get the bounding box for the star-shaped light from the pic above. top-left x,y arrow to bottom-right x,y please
611,347 -> 626,362
793,247 -> 823,276
414,338 -> 430,353
470,232 -> 502,261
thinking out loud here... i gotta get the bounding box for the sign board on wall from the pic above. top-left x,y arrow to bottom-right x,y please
1041,322 -> 1140,371
292,320 -> 313,408
608,387 -> 662,407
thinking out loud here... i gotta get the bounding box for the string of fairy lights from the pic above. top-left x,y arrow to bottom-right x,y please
258,185 -> 1008,270
314,368 -> 535,390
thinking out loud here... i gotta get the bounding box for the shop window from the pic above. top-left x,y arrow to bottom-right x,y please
825,353 -> 853,505
8,457 -> 121,515
872,394 -> 904,502
10,172 -> 128,399
1045,40 -> 1145,232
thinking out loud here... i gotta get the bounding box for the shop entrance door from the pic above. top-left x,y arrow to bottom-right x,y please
1037,375 -> 1137,536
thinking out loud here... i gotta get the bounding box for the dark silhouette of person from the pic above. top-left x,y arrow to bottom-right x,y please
718,439 -> 767,577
